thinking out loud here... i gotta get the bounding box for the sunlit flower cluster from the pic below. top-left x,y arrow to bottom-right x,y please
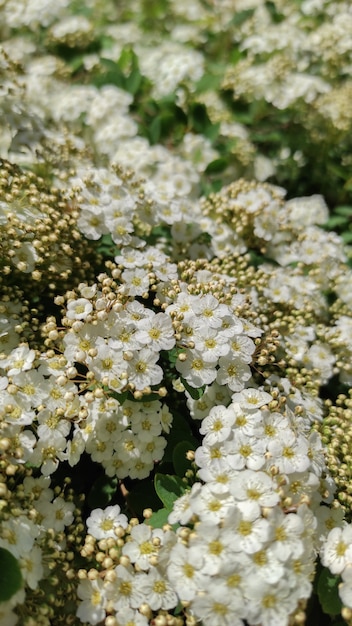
1,0 -> 352,625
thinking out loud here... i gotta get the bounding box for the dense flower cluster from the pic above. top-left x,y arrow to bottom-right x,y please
1,1 -> 352,626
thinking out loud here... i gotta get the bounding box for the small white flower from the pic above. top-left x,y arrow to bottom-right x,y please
135,312 -> 175,351
216,355 -> 252,392
176,349 -> 217,387
200,405 -> 234,445
0,344 -> 36,376
167,543 -> 210,602
86,505 -> 128,540
320,525 -> 352,575
231,388 -> 272,410
137,566 -> 178,610
76,578 -> 107,625
66,298 -> 93,320
122,523 -> 163,570
191,579 -> 246,626
127,348 -> 163,390
339,564 -> 352,608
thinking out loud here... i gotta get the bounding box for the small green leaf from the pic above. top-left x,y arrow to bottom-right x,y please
335,206 -> 352,216
110,390 -> 129,404
0,548 -> 22,602
154,473 -> 185,509
87,474 -> 118,509
205,157 -> 229,174
230,8 -> 255,26
323,216 -> 348,229
173,440 -> 196,477
127,479 -> 162,516
126,69 -> 142,95
148,116 -> 162,144
317,567 -> 343,616
342,231 -> 352,243
146,507 -> 171,528
181,378 -> 205,400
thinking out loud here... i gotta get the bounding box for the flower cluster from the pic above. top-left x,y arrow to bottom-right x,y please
1,1 -> 352,625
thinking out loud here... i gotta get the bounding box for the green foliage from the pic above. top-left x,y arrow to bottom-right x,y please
91,49 -> 144,95
162,409 -> 198,464
0,548 -> 22,603
127,478 -> 163,517
172,440 -> 196,478
154,473 -> 185,510
146,507 -> 171,529
317,567 -> 343,617
87,474 -> 118,509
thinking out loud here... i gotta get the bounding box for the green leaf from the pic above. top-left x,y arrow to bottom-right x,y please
110,390 -> 129,404
205,157 -> 229,174
0,548 -> 22,602
148,116 -> 162,144
127,479 -> 162,516
154,473 -> 185,509
342,231 -> 352,243
173,440 -> 196,478
323,215 -> 349,229
230,8 -> 255,26
146,507 -> 171,528
317,567 -> 343,616
195,72 -> 222,93
87,474 -> 118,509
181,377 -> 205,400
162,409 -> 199,463
335,206 -> 352,216
126,69 -> 142,95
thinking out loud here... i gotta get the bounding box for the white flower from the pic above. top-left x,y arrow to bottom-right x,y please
76,578 -> 107,625
246,546 -> 285,585
121,268 -> 150,296
223,506 -> 270,555
167,543 -> 210,602
36,496 -> 75,532
339,564 -> 352,608
245,578 -> 298,626
135,312 -> 175,351
320,525 -> 352,575
0,344 -> 36,376
191,293 -> 229,329
189,484 -> 234,523
66,298 -> 93,320
193,326 -> 230,360
0,516 -> 38,559
127,348 -> 163,390
230,404 -> 264,438
122,523 -> 163,570
137,566 -> 178,610
168,485 -> 198,525
216,355 -> 252,391
267,508 -> 305,561
106,564 -> 146,611
229,469 -> 279,515
0,603 -> 18,626
191,579 -> 246,626
199,405 -> 234,445
228,334 -> 256,363
229,431 -> 267,471
267,432 -> 310,474
189,521 -> 235,575
114,607 -> 149,626
86,505 -> 128,540
231,388 -> 273,410
176,349 -> 217,387
20,545 -> 43,590
37,408 -> 71,440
